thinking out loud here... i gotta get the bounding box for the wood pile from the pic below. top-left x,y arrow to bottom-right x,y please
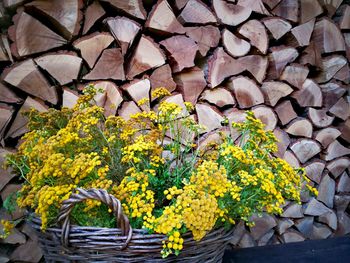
0,0 -> 349,260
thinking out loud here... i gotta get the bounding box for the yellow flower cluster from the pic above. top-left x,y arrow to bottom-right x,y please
0,220 -> 14,239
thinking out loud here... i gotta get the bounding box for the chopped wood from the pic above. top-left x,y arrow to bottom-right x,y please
196,103 -> 224,133
118,101 -> 141,121
291,79 -> 322,108
298,42 -> 322,67
238,55 -> 268,83
1,35 -> 13,62
3,0 -> 26,8
185,26 -> 220,57
25,0 -> 83,39
174,67 -> 206,105
262,17 -> 291,40
83,48 -> 125,81
238,20 -> 268,54
146,0 -> 185,34
277,219 -> 294,235
290,139 -> 321,164
263,0 -> 281,9
267,46 -> 298,80
100,0 -> 147,20
291,19 -> 315,47
334,63 -> 350,84
228,76 -> 264,109
337,172 -> 350,193
105,16 -> 141,55
5,97 -> 47,139
237,0 -> 271,15
304,198 -> 331,216
318,211 -> 338,231
0,82 -> 22,104
308,108 -> 334,128
280,64 -> 309,89
198,130 -> 227,151
2,59 -> 58,104
327,157 -> 350,178
283,150 -> 300,168
93,81 -> 123,116
249,213 -> 277,241
160,35 -> 199,73
273,128 -> 290,157
338,5 -> 350,30
178,0 -> 217,24
0,104 -> 14,140
175,0 -> 189,10
260,81 -> 293,106
272,0 -> 299,22
73,32 -> 114,68
317,174 -> 335,208
252,106 -> 277,131
8,11 -> 66,57
281,203 -> 303,218
285,118 -> 313,138
320,81 -> 346,110
212,0 -> 252,26
121,79 -> 150,112
304,160 -> 325,184
294,217 -> 314,238
282,230 -> 305,243
314,127 -> 341,148
324,140 -> 350,161
0,37 -> 10,62
329,97 -> 350,121
0,148 -> 16,191
34,52 -> 82,85
275,100 -> 297,126
222,29 -> 250,57
200,87 -> 235,108
62,88 -> 79,108
311,223 -> 332,240
318,0 -> 342,17
223,108 -> 247,141
345,33 -> 350,61
83,1 -> 105,35
149,64 -> 176,93
314,55 -> 347,84
311,18 -> 345,54
339,119 -> 350,143
162,93 -> 189,117
126,35 -> 166,80
207,47 -> 244,88
300,0 -> 323,24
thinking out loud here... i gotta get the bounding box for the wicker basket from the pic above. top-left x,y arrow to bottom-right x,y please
30,188 -> 234,262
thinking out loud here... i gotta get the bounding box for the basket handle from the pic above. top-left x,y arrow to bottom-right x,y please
57,188 -> 133,249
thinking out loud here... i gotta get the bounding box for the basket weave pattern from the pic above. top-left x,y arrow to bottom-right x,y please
30,188 -> 234,262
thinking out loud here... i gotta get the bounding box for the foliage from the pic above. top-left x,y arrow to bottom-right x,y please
6,85 -> 317,257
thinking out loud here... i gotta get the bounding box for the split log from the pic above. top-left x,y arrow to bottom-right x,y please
324,140 -> 350,161
149,64 -> 176,93
298,42 -> 322,67
263,0 -> 281,9
338,5 -> 350,30
237,0 -> 271,16
160,35 -> 199,73
262,17 -> 291,40
8,11 -> 66,57
121,79 -> 150,112
339,119 -> 350,143
317,174 -> 335,208
285,118 -> 313,138
314,55 -> 347,84
274,100 -> 297,125
5,97 -> 47,139
291,79 -> 322,108
304,198 -> 331,216
280,64 -> 309,89
200,87 -> 235,108
178,0 -> 217,24
283,150 -> 300,168
334,63 -> 350,84
175,0 -> 189,10
249,214 -> 277,241
345,33 -> 350,61
252,106 -> 277,131
238,20 -> 268,54
0,35 -> 12,62
118,101 -> 141,121
196,103 -> 224,133
314,127 -> 341,148
291,19 -> 315,47
93,81 -> 123,116
327,158 -> 350,178
2,59 -> 58,104
273,128 -> 290,157
207,48 -> 244,88
318,0 -> 342,17
126,35 -> 166,80
238,55 -> 268,83
304,160 -> 325,184
0,82 -> 22,104
100,0 -> 147,20
260,81 -> 293,107
83,1 -> 105,35
62,88 -> 79,108
337,172 -> 350,193
73,32 -> 114,68
334,195 -> 350,212
320,82 -> 346,110
222,29 -> 250,57
105,16 -> 141,55
146,0 -> 185,34
223,108 -> 247,141
0,104 -> 14,140
277,219 -> 294,235
267,46 -> 298,80
300,0 -> 323,24
212,0 -> 251,26
294,217 -> 314,238
185,26 -> 220,57
308,108 -> 334,128
25,0 -> 83,39
228,76 -> 264,109
281,203 -> 303,218
329,97 -> 350,121
83,48 -> 125,81
174,67 -> 206,105
0,36 -> 10,62
290,139 -> 321,164
311,18 -> 345,54
272,0 -> 299,22
34,52 -> 82,85
317,211 -> 337,231
162,93 -> 189,117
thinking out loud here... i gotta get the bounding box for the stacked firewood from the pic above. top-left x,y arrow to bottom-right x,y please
0,0 -> 349,261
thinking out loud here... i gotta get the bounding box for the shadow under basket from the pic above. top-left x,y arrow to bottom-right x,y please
29,188 -> 234,263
